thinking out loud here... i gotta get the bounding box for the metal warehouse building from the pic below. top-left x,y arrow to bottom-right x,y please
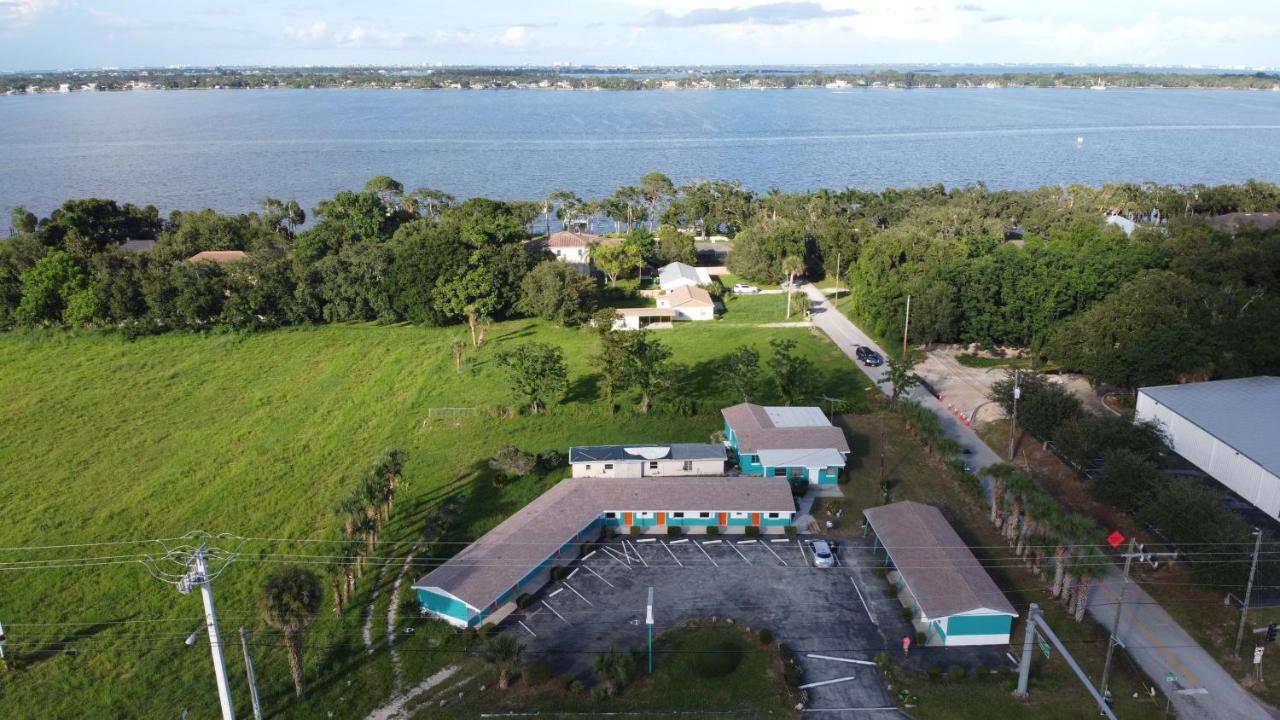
864,501 -> 1017,647
412,476 -> 796,628
1136,376 -> 1280,518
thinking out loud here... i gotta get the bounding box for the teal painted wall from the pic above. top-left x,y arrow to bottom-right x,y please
418,589 -> 471,623
947,614 -> 1013,636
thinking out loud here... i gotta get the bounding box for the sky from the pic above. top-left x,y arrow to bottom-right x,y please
1,1 -> 1278,72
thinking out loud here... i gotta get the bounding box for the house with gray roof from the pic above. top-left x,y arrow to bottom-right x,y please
656,261 -> 712,292
721,403 -> 850,485
864,501 -> 1017,646
569,443 -> 727,478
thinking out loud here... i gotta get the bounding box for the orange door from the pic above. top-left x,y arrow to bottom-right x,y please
656,512 -> 666,526
623,512 -> 634,525
718,512 -> 727,525
751,512 -> 761,526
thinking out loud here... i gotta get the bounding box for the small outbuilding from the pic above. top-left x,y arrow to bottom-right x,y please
656,261 -> 712,292
722,403 -> 850,485
863,501 -> 1017,646
569,443 -> 727,478
656,285 -> 715,321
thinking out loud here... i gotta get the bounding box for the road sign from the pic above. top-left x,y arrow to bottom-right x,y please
1106,531 -> 1125,550
1255,646 -> 1265,665
1039,638 -> 1052,659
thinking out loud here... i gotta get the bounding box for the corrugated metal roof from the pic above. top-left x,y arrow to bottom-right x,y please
657,262 -> 709,288
757,447 -> 846,469
412,477 -> 795,613
863,501 -> 1017,620
568,444 -> 727,463
764,406 -> 830,427
1139,376 -> 1280,478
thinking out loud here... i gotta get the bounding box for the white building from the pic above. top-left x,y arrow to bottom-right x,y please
1136,377 -> 1280,518
656,262 -> 712,292
569,444 -> 728,478
527,231 -> 619,273
656,285 -> 715,321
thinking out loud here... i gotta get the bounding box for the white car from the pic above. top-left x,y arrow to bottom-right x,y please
809,539 -> 836,568
733,283 -> 760,294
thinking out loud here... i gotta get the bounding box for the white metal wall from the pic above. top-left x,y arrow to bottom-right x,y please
1137,392 -> 1280,518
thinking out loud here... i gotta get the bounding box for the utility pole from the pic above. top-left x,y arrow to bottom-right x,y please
1099,540 -> 1179,706
0,615 -> 8,672
1015,603 -> 1117,719
1014,603 -> 1039,697
240,627 -> 264,720
1008,369 -> 1021,460
901,294 -> 912,360
646,587 -> 654,674
1234,529 -> 1265,657
181,548 -> 235,720
833,252 -> 841,307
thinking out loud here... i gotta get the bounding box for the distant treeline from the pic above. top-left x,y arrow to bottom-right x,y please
3,176 -> 1279,390
5,66 -> 1280,93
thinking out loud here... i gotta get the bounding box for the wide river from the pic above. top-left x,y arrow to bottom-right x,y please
2,87 -> 1280,219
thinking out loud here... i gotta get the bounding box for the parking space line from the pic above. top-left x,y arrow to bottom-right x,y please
770,538 -> 790,543
582,550 -> 597,561
627,540 -> 649,567
583,565 -> 616,588
602,546 -> 630,567
542,601 -> 570,625
849,577 -> 876,625
670,538 -> 689,545
729,541 -> 751,564
696,540 -> 718,567
798,541 -> 810,567
806,653 -> 876,666
661,540 -> 683,567
547,588 -> 564,598
636,538 -> 656,543
737,539 -> 756,544
567,568 -> 580,580
799,676 -> 857,690
518,621 -> 537,638
703,539 -> 722,544
563,581 -> 593,606
762,541 -> 788,565
525,608 -> 542,619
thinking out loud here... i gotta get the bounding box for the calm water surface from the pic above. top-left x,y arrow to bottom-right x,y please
2,87 -> 1279,219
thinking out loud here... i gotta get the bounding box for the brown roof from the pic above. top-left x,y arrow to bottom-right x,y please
661,285 -> 715,308
863,501 -> 1017,620
721,403 -> 851,454
1208,212 -> 1280,234
187,250 -> 248,264
413,476 -> 795,613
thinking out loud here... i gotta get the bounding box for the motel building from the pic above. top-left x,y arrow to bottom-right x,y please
721,403 -> 850,485
413,476 -> 796,628
569,443 -> 727,478
863,501 -> 1017,647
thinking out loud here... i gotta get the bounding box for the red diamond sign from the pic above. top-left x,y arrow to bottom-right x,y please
1106,530 -> 1125,550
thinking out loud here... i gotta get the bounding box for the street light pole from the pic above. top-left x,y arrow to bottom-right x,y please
1099,539 -> 1135,707
1234,529 -> 1264,657
1007,369 -> 1021,460
240,627 -> 264,720
646,587 -> 654,674
187,549 -> 236,720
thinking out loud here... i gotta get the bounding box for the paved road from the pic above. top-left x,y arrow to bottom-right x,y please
799,282 -> 1280,720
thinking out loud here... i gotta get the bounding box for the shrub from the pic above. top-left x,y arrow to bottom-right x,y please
590,686 -> 607,702
873,652 -> 890,670
745,526 -> 761,538
693,640 -> 743,678
706,526 -> 720,537
550,566 -> 569,582
602,526 -> 616,539
916,631 -> 926,647
525,659 -> 553,686
489,445 -> 536,477
926,663 -> 942,682
667,526 -> 682,537
538,449 -> 565,471
784,525 -> 797,538
629,525 -> 643,537
900,606 -> 913,622
886,581 -> 899,596
515,593 -> 534,609
873,565 -> 888,578
580,542 -> 597,557
947,664 -> 966,682
758,628 -> 774,645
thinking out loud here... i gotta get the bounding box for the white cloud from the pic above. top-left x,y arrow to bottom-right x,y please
0,0 -> 58,28
283,21 -> 327,43
282,21 -> 417,49
499,25 -> 531,47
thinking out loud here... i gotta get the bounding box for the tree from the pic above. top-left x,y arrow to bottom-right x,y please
364,174 -> 405,198
654,224 -> 696,265
548,189 -> 585,231
590,241 -> 642,286
261,566 -> 324,697
404,188 -> 455,219
10,205 -> 37,234
283,199 -> 306,234
990,370 -> 1083,441
14,249 -> 87,326
434,258 -> 501,347
767,338 -> 818,405
481,634 -> 525,690
591,647 -> 636,696
715,344 -> 760,402
1091,448 -> 1161,512
726,217 -> 809,283
496,342 -> 569,414
640,172 -> 675,230
516,261 -> 597,326
590,324 -> 633,413
624,332 -> 674,413
782,254 -> 804,318
879,357 -> 921,403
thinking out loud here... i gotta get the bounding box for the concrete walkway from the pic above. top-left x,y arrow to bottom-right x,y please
798,282 -> 1280,720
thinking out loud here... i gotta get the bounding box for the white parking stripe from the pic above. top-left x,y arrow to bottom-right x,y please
661,540 -> 683,567
542,601 -> 570,625
737,539 -> 757,544
582,550 -> 597,561
583,565 -> 616,588
518,621 -> 537,638
849,577 -> 876,625
762,541 -> 788,565
636,538 -> 656,543
696,541 -> 718,567
771,538 -> 790,543
602,546 -> 630,567
670,538 -> 689,545
563,581 -> 593,606
567,568 -> 579,580
799,676 -> 858,690
703,539 -> 722,545
798,541 -> 810,567
627,540 -> 649,567
729,541 -> 751,564
547,588 -> 564,598
806,653 -> 876,666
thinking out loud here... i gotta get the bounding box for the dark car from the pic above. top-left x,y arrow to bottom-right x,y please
855,345 -> 883,367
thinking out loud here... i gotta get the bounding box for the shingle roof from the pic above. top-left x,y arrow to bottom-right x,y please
863,501 -> 1017,620
1139,376 -> 1280,478
546,231 -> 605,247
721,403 -> 851,454
1208,213 -> 1280,234
413,477 -> 796,613
661,285 -> 714,308
187,250 -> 248,264
658,262 -> 709,288
568,444 -> 727,463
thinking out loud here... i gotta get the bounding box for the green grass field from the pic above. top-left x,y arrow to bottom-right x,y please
719,293 -> 803,324
0,319 -> 867,719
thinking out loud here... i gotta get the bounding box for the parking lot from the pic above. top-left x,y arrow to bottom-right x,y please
500,533 -> 912,716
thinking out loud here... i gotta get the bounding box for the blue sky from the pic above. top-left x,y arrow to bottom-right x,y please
2,1 -> 1277,71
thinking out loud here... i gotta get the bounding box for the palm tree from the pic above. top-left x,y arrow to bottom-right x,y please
375,448 -> 405,519
985,464 -> 1016,530
1070,549 -> 1103,622
1053,515 -> 1093,599
326,554 -> 346,616
262,566 -> 324,697
591,647 -> 636,696
284,199 -> 305,234
781,255 -> 804,319
481,634 -> 524,689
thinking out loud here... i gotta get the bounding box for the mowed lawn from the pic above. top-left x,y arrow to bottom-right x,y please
0,320 -> 869,719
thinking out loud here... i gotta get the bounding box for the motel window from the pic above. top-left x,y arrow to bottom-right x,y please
673,512 -> 684,518
772,468 -> 787,477
682,461 -> 693,471
605,512 -> 616,519
604,463 -> 613,470
730,511 -> 747,519
649,461 -> 658,469
767,512 -> 780,519
638,511 -> 652,518
699,512 -> 710,518
584,464 -> 591,470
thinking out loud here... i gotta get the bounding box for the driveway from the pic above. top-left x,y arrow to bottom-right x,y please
501,534 -> 912,718
799,281 -> 1280,720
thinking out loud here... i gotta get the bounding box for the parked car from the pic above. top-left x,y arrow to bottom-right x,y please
855,345 -> 884,367
733,283 -> 760,294
809,539 -> 836,568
